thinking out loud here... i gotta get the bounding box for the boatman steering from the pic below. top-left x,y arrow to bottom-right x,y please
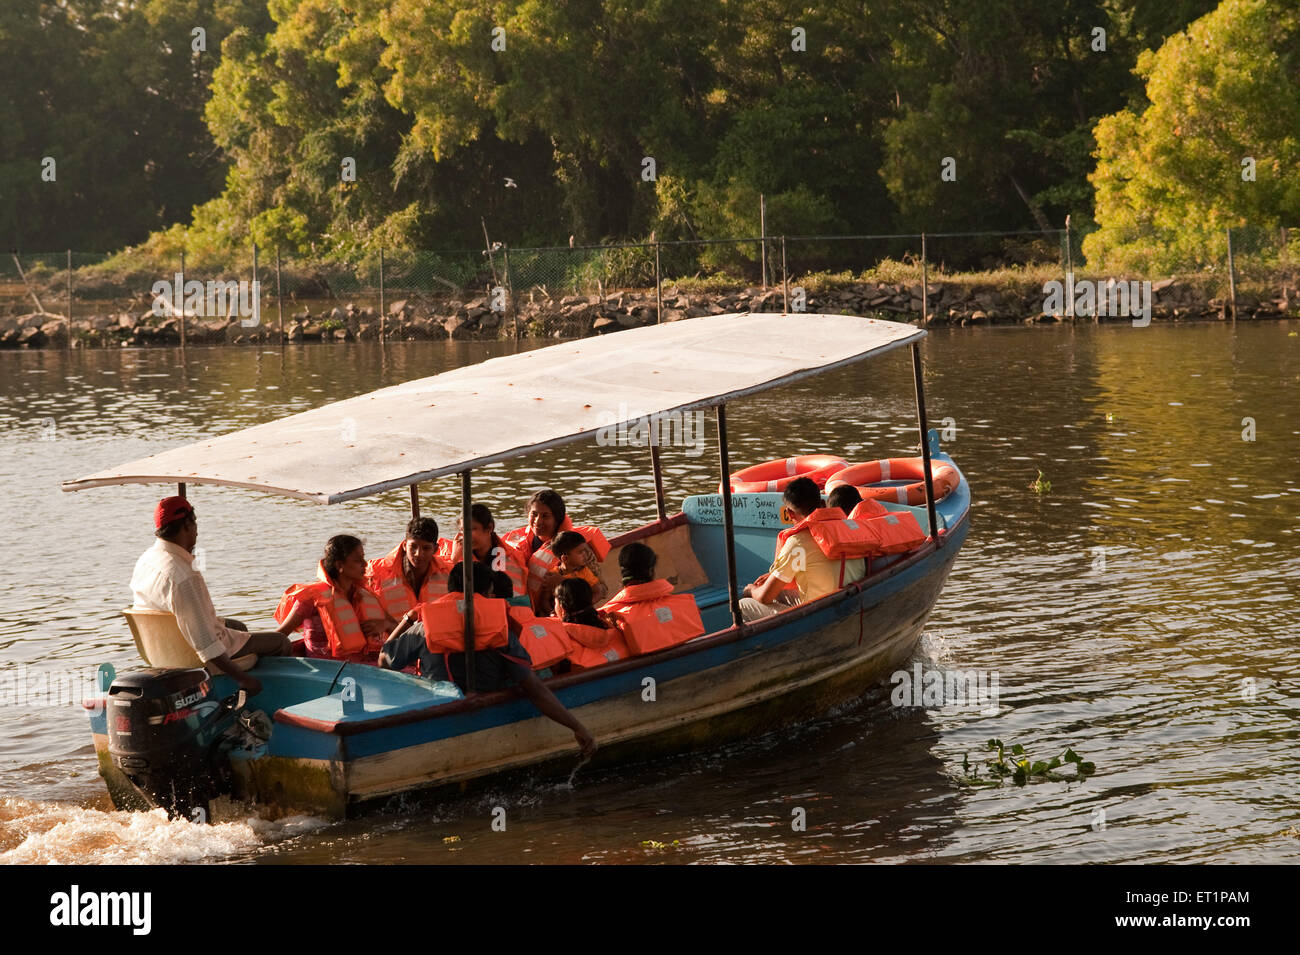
130,496 -> 292,696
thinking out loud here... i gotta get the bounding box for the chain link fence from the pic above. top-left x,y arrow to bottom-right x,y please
3,225 -> 1296,344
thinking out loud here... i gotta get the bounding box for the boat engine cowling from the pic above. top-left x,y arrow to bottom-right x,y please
105,667 -> 243,821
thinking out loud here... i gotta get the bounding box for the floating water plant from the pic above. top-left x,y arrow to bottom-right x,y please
959,739 -> 1095,787
1030,470 -> 1051,495
640,839 -> 681,850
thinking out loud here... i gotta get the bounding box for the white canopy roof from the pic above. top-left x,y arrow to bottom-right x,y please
63,312 -> 923,503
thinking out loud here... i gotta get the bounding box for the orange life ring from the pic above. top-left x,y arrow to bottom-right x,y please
825,457 -> 959,506
723,455 -> 847,494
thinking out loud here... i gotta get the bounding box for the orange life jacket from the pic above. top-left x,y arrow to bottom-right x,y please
848,499 -> 890,521
603,579 -> 705,655
365,543 -> 450,620
417,593 -> 511,654
776,507 -> 881,560
276,563 -> 386,661
505,519 -> 611,611
563,619 -> 632,670
856,509 -> 928,554
507,606 -> 572,670
434,536 -> 529,601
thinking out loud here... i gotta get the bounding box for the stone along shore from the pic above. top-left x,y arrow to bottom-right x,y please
3,278 -> 1295,348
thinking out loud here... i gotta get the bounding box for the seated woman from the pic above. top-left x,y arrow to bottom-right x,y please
550,530 -> 610,609
275,535 -> 389,661
601,542 -> 705,655
554,577 -> 629,670
380,564 -> 597,756
502,489 -> 610,614
443,503 -> 530,604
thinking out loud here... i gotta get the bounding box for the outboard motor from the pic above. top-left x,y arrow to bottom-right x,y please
105,668 -> 245,821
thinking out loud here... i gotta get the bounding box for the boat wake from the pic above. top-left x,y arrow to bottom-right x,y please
0,796 -> 327,865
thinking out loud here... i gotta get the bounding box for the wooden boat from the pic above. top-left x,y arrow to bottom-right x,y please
67,312 -> 971,819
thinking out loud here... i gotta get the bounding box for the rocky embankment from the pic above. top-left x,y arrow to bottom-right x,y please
3,278 -> 1295,347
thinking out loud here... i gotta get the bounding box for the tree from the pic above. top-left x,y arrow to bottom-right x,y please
0,0 -> 269,251
1085,0 -> 1300,271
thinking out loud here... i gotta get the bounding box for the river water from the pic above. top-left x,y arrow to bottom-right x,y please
0,322 -> 1296,864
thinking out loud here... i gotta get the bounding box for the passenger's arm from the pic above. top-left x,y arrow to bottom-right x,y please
387,608 -> 418,643
274,601 -> 308,635
514,669 -> 597,758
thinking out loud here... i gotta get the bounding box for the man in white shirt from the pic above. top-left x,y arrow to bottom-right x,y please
131,496 -> 290,696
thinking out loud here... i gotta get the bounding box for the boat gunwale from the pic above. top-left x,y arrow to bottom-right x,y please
272,504 -> 970,737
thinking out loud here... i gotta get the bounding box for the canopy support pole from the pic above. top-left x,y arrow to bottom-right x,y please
716,404 -> 743,629
911,342 -> 940,544
177,483 -> 186,499
409,484 -> 420,519
649,437 -> 668,523
460,470 -> 476,692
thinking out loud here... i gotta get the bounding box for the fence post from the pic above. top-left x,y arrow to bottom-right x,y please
66,249 -> 72,349
921,233 -> 928,325
1064,215 -> 1074,319
178,250 -> 187,348
781,235 -> 788,314
1226,226 -> 1238,322
275,247 -> 284,345
378,246 -> 385,335
760,193 -> 767,290
655,240 -> 662,324
502,243 -> 516,340
252,241 -> 258,330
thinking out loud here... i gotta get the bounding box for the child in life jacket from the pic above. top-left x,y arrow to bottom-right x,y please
551,530 -> 609,607
379,563 -> 598,755
553,577 -> 631,670
602,542 -> 705,655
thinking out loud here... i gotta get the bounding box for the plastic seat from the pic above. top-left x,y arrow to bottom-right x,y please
123,608 -> 258,672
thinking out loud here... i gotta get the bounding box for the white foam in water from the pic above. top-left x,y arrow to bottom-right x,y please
0,797 -> 327,865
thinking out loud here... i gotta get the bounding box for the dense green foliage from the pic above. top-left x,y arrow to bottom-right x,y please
1084,0 -> 1300,271
0,0 -> 271,250
8,0 -> 1277,271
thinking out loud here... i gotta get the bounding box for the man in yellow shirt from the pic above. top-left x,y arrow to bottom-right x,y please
739,477 -> 865,622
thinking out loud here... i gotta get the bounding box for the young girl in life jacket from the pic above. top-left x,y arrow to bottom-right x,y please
554,577 -> 630,670
275,535 -> 389,660
445,503 -> 530,603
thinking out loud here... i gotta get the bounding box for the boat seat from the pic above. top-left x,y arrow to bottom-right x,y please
599,522 -> 710,604
122,608 -> 258,672
686,585 -> 733,611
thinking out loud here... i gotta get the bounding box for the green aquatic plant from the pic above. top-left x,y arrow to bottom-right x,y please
1030,470 -> 1051,495
959,739 -> 1095,787
640,839 -> 681,850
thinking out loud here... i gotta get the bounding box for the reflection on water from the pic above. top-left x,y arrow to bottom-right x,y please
0,322 -> 1297,863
